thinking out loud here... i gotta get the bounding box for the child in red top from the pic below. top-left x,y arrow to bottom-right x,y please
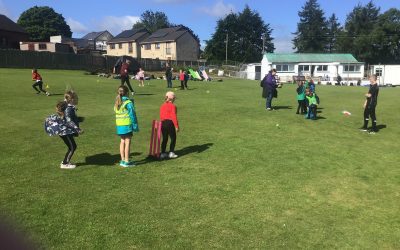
160,91 -> 179,159
179,70 -> 185,90
32,69 -> 50,96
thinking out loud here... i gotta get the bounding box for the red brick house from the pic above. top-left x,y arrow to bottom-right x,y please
0,14 -> 29,49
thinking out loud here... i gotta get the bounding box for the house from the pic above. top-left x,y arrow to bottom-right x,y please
50,35 -> 90,54
140,26 -> 200,61
0,14 -> 29,49
82,31 -> 113,52
370,65 -> 400,86
261,53 -> 365,85
106,28 -> 150,58
20,41 -> 72,53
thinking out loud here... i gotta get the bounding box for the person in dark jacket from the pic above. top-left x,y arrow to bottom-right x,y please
261,69 -> 278,110
165,64 -> 173,88
120,60 -> 135,95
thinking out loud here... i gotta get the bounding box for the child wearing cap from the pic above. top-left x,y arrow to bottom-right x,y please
160,91 -> 179,159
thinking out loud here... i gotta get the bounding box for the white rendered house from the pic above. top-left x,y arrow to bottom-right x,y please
261,53 -> 365,85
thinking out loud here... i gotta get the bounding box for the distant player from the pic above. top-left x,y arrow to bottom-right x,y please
32,69 -> 50,96
120,60 -> 135,95
361,74 -> 379,133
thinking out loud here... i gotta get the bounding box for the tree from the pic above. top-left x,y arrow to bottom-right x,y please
17,6 -> 71,41
293,0 -> 328,53
133,10 -> 171,33
371,8 -> 400,63
337,1 -> 380,63
326,14 -> 342,53
204,5 -> 274,63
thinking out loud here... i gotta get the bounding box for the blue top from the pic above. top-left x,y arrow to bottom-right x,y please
116,96 -> 139,135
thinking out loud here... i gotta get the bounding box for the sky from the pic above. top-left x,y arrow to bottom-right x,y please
0,0 -> 399,52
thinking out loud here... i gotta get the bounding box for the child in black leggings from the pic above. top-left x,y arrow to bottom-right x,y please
160,91 -> 179,159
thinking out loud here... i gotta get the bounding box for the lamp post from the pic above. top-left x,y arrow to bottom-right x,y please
225,33 -> 228,65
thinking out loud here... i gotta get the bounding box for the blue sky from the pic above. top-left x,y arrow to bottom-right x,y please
0,0 -> 398,52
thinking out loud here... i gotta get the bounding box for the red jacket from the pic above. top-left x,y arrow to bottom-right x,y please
120,63 -> 129,77
32,72 -> 42,81
160,102 -> 179,129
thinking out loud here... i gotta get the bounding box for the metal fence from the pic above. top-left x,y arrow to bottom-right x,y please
0,49 -> 219,73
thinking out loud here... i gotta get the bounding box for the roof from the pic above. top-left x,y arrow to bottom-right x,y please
140,27 -> 188,44
108,28 -> 149,43
71,38 -> 90,49
0,14 -> 27,33
82,31 -> 110,40
264,53 -> 360,64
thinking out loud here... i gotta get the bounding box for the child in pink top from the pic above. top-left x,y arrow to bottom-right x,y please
137,68 -> 145,87
179,70 -> 185,90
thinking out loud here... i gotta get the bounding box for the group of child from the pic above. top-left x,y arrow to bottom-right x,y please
40,66 -> 180,169
296,79 -> 319,120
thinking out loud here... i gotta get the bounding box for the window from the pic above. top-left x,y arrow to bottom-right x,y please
276,64 -> 294,72
343,65 -> 361,72
110,44 -> 115,49
375,68 -> 382,76
317,65 -> 328,72
155,43 -> 160,49
144,44 -> 151,50
166,42 -> 171,55
298,65 -> 310,72
118,43 -> 122,49
128,43 -> 133,53
38,43 -> 47,50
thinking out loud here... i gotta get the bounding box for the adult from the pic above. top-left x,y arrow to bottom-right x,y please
165,64 -> 173,88
361,74 -> 379,133
261,69 -> 278,110
120,60 -> 135,95
337,74 -> 342,86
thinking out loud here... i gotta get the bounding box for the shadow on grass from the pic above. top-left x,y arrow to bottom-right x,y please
49,93 -> 64,96
78,152 -> 142,167
376,124 -> 387,132
274,106 -> 292,110
175,143 -> 213,157
135,93 -> 155,96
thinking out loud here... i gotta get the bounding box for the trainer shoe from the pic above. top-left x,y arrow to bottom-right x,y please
131,91 -> 135,96
119,160 -> 125,167
168,152 -> 178,159
46,92 -> 51,96
266,108 -> 271,111
368,131 -> 376,135
160,153 -> 168,160
359,127 -> 368,132
60,162 -> 76,169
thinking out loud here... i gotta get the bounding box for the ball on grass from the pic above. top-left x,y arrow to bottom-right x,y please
206,90 -> 210,94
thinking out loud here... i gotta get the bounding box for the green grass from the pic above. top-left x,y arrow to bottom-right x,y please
0,68 -> 399,249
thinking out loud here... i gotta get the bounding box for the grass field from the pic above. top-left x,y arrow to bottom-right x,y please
0,68 -> 399,249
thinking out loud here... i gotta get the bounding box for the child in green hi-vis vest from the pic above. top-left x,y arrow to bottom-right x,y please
114,85 -> 139,167
305,88 -> 318,120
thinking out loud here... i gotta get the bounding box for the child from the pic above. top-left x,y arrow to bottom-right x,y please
160,91 -> 179,159
137,68 -> 145,87
114,85 -> 139,167
45,101 -> 83,169
361,74 -> 379,133
305,88 -> 318,120
179,70 -> 185,90
64,90 -> 80,134
296,81 -> 306,114
32,69 -> 50,96
184,70 -> 189,89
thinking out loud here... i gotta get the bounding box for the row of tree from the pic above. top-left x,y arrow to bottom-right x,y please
15,3 -> 400,64
293,0 -> 400,64
203,6 -> 274,63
